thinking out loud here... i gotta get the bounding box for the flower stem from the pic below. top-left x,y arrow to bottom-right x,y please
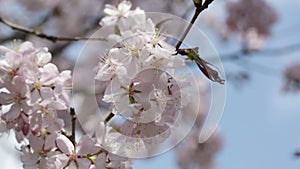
70,107 -> 76,145
175,0 -> 215,50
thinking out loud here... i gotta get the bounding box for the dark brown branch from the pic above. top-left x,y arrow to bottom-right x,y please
0,17 -> 106,43
0,14 -> 51,43
70,107 -> 76,145
104,112 -> 115,124
175,0 -> 214,50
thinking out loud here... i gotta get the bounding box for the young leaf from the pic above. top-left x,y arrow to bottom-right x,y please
177,48 -> 225,84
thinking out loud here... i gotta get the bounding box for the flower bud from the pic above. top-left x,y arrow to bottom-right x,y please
193,0 -> 202,6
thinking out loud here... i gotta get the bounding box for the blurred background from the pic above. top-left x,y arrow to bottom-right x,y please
0,0 -> 300,169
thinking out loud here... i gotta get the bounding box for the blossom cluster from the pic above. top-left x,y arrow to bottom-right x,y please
284,62 -> 300,91
93,0 -> 225,159
0,0 -> 224,168
0,42 -> 131,169
0,41 -> 71,139
96,0 -> 188,147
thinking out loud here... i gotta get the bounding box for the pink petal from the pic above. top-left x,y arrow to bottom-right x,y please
40,63 -> 59,85
44,133 -> 58,150
77,135 -> 100,155
56,135 -> 74,154
13,76 -> 28,96
77,158 -> 92,169
0,92 -> 12,105
48,101 -> 67,110
29,134 -> 44,152
95,153 -> 106,169
35,48 -> 52,66
3,104 -> 21,121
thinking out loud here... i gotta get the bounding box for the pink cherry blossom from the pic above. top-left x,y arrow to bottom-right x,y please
100,0 -> 133,26
55,135 -> 101,169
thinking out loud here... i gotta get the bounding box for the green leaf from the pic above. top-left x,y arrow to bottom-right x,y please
177,47 -> 225,84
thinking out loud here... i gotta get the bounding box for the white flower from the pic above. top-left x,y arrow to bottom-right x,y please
0,48 -> 24,82
20,146 -> 40,169
0,41 -> 73,166
0,76 -> 28,121
96,1 -> 189,142
29,110 -> 64,152
55,135 -> 101,169
20,145 -> 59,169
100,0 -> 132,26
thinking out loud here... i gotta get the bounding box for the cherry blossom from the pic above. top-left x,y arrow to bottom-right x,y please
0,41 -> 76,168
54,135 -> 100,169
94,1 -> 203,156
0,0 -> 226,168
100,0 -> 133,26
98,9 -> 185,125
226,0 -> 278,51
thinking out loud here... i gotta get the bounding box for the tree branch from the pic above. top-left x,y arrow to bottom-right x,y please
215,42 -> 300,79
0,17 -> 106,42
0,11 -> 53,44
175,0 -> 214,50
220,42 -> 300,62
104,112 -> 115,124
70,107 -> 76,145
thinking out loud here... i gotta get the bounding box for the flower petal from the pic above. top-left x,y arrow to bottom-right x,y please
56,134 -> 74,154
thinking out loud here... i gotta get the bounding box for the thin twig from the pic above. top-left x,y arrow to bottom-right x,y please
175,0 -> 214,50
0,11 -> 52,43
0,17 -> 106,42
220,42 -> 300,62
70,107 -> 76,145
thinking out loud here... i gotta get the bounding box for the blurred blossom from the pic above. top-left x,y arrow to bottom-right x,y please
243,28 -> 265,52
131,0 -> 189,16
176,130 -> 222,169
175,78 -> 222,169
226,0 -> 278,51
284,62 -> 300,92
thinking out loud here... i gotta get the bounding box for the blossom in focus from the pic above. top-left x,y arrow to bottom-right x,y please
0,41 -> 73,167
95,1 -> 203,155
55,135 -> 101,169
